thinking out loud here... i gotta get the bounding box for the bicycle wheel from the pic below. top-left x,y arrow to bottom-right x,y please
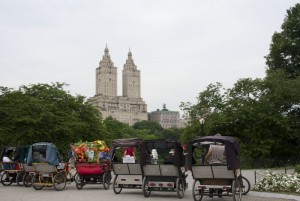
32,175 -> 44,190
112,175 -> 122,194
53,173 -> 66,191
176,177 -> 185,199
142,177 -> 151,197
192,180 -> 204,201
241,176 -> 250,195
232,178 -> 242,201
1,172 -> 13,186
102,172 -> 111,190
23,173 -> 33,187
74,173 -> 83,190
16,171 -> 25,186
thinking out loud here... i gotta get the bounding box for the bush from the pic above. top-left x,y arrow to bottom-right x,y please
295,165 -> 300,174
254,170 -> 300,194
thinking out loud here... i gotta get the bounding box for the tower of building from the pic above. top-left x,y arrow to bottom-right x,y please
95,45 -> 117,97
122,50 -> 141,98
90,45 -> 147,125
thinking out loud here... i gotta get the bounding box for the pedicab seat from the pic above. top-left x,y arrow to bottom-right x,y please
192,165 -> 235,179
192,165 -> 234,186
23,163 -> 34,172
33,163 -> 57,173
113,163 -> 142,175
143,164 -> 179,177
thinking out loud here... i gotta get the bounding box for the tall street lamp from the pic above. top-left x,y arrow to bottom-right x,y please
199,117 -> 205,135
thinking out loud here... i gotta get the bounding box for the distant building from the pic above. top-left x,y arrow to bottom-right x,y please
148,104 -> 180,129
89,46 -> 148,125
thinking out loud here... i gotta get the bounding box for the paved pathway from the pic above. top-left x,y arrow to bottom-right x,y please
0,170 -> 299,201
0,183 -> 298,201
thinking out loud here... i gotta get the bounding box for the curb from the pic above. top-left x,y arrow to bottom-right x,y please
248,191 -> 300,201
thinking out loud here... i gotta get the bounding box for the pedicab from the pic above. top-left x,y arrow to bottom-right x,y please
74,140 -> 111,190
187,135 -> 242,201
0,146 -> 28,186
26,142 -> 70,191
139,139 -> 188,198
110,138 -> 143,194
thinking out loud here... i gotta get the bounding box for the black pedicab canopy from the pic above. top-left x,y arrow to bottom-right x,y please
26,142 -> 61,165
139,139 -> 185,167
0,146 -> 16,159
110,138 -> 143,149
0,146 -> 29,163
187,135 -> 240,170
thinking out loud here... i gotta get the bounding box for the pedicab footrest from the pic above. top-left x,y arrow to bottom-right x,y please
76,163 -> 104,175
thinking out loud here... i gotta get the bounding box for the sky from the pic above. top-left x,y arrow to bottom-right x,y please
0,0 -> 299,114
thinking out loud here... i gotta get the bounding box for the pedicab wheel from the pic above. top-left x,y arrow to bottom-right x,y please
103,172 -> 111,190
32,175 -> 44,190
241,176 -> 250,195
23,173 -> 33,187
74,173 -> 83,190
142,177 -> 151,197
53,173 -> 66,191
112,175 -> 122,194
232,178 -> 242,201
16,171 -> 25,186
176,177 -> 185,199
192,180 -> 204,201
1,172 -> 13,186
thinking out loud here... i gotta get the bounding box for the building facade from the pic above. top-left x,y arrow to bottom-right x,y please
89,46 -> 147,125
148,104 -> 180,129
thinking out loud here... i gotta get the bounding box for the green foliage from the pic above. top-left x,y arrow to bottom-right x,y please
180,4 -> 300,168
265,3 -> 300,77
295,165 -> 300,174
0,83 -> 105,158
132,120 -> 163,133
161,128 -> 181,140
0,82 -> 183,159
103,116 -> 137,145
180,75 -> 300,167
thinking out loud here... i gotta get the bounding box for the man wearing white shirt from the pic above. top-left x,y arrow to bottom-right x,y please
2,155 -> 12,162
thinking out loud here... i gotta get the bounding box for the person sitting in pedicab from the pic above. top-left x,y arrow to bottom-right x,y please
123,147 -> 135,157
205,143 -> 226,198
204,144 -> 226,164
2,153 -> 12,163
123,147 -> 136,163
164,149 -> 175,164
2,149 -> 17,170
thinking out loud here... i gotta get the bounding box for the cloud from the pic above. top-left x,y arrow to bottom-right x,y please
0,0 -> 299,112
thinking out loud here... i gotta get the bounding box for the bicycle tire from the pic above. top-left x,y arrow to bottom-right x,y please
241,176 -> 250,195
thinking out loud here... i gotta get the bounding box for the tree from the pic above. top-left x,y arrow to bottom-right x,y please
103,116 -> 137,144
132,120 -> 163,135
180,77 -> 300,167
265,3 -> 300,77
161,128 -> 182,141
179,4 -> 300,167
0,83 -> 106,157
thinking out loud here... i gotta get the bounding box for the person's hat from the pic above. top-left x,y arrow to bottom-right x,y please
169,149 -> 175,154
